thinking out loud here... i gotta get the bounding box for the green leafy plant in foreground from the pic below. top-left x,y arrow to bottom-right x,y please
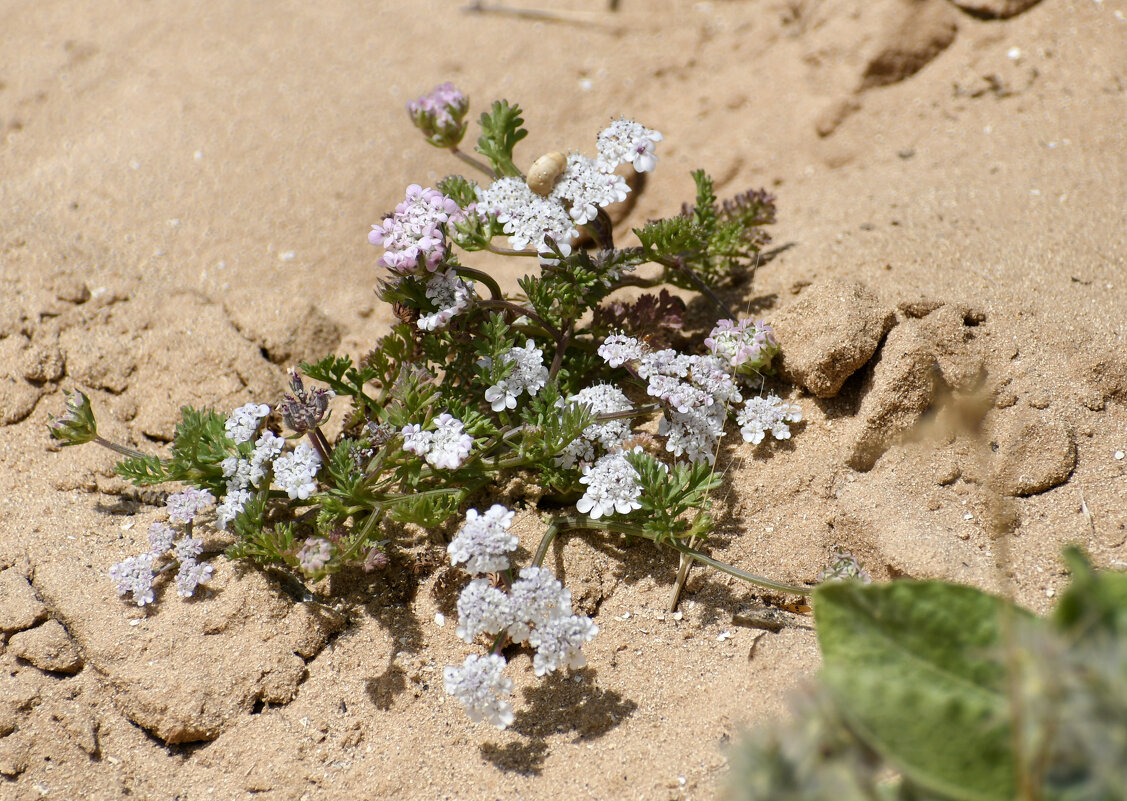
728,547 -> 1127,801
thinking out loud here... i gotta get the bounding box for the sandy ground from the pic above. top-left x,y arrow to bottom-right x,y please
1,0 -> 1126,799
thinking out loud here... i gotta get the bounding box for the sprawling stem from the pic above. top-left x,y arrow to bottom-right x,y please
533,515 -> 807,595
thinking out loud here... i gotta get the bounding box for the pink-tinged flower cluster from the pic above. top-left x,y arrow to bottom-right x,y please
407,83 -> 470,148
704,318 -> 779,375
369,184 -> 464,275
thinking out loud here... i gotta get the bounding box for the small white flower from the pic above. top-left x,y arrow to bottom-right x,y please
443,653 -> 515,729
507,566 -> 572,644
418,270 -> 473,331
475,177 -> 579,251
216,487 -> 251,530
400,423 -> 432,457
225,402 -> 270,444
596,119 -> 663,174
737,394 -> 803,445
447,504 -> 518,575
597,333 -> 644,368
147,522 -> 175,555
485,340 -> 548,412
174,536 -> 204,563
577,450 -> 643,519
249,431 -> 284,486
660,403 -> 727,464
175,559 -> 213,597
529,613 -> 598,676
108,552 -> 156,606
455,579 -> 514,643
557,384 -> 633,469
549,153 -> 630,225
273,442 -> 321,500
165,488 -> 215,525
637,348 -> 692,382
425,413 -> 474,469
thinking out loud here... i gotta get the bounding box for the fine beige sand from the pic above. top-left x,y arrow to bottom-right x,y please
1,1 -> 1125,799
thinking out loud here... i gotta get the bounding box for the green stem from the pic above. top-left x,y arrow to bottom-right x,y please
93,436 -> 152,462
453,265 -> 503,300
486,243 -> 539,258
475,299 -> 563,344
548,322 -> 573,382
449,146 -> 497,179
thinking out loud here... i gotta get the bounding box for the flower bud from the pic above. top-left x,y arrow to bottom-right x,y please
280,370 -> 333,434
48,389 -> 98,446
407,83 -> 470,149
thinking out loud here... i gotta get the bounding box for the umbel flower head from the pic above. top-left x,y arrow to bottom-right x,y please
737,394 -> 803,445
401,412 -> 475,470
447,504 -> 518,575
704,318 -> 779,376
443,653 -> 514,729
369,184 -> 464,275
407,82 -> 470,149
474,118 -> 661,252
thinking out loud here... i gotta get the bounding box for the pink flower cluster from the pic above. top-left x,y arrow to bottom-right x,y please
368,184 -> 463,275
407,83 -> 469,148
703,318 -> 778,375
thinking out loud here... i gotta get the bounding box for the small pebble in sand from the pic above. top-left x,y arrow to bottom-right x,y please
1115,450 -> 1124,460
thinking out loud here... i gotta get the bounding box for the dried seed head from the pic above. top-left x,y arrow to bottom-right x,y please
526,151 -> 567,197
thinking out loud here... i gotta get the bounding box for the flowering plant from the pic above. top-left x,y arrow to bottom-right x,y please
51,85 -> 808,726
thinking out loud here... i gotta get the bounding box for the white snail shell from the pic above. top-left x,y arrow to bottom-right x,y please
526,151 -> 568,197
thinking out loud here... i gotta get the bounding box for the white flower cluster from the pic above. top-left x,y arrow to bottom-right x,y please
576,449 -> 645,519
556,384 -> 633,469
475,177 -> 579,252
444,506 -> 599,728
109,490 -> 218,606
474,119 -> 660,252
418,270 -> 473,332
225,402 -> 270,444
596,333 -> 801,464
273,442 -> 322,500
447,504 -> 518,575
217,402 -> 322,528
550,153 -> 630,226
596,119 -> 664,174
443,654 -> 515,729
484,340 -> 548,412
736,394 -> 803,444
401,412 -> 474,470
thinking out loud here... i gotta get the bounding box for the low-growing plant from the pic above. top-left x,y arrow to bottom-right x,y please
727,547 -> 1127,801
50,83 -> 809,726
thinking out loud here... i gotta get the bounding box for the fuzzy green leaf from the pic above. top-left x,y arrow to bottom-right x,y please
1054,545 -> 1127,640
815,580 -> 1037,801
